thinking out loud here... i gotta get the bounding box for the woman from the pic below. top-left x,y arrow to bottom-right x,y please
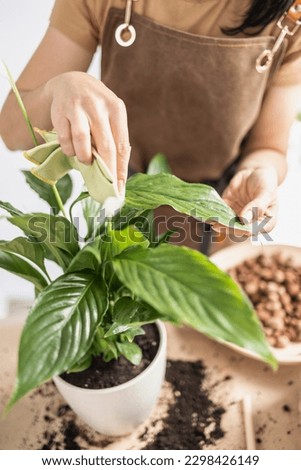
1,0 -> 301,251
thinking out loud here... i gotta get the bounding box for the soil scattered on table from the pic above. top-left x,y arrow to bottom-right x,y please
30,359 -> 225,450
61,324 -> 159,389
28,383 -> 113,450
140,360 -> 225,450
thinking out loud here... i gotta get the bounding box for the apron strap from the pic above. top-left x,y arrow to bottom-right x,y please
256,0 -> 301,73
115,0 -> 139,47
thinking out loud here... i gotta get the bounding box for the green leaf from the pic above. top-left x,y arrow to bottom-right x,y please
2,61 -> 38,146
106,297 -> 162,337
147,153 -> 172,175
120,327 -> 145,343
8,213 -> 79,270
111,205 -> 145,231
0,201 -> 23,217
67,352 -> 92,373
66,238 -> 102,273
133,210 -> 156,243
0,237 -> 47,275
69,191 -> 89,220
82,195 -> 104,240
7,272 -> 108,408
22,171 -> 73,215
0,251 -> 47,292
116,341 -> 142,365
125,173 -> 250,232
107,225 -> 150,258
153,229 -> 177,246
113,245 -> 276,367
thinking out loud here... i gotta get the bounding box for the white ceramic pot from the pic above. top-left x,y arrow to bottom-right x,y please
53,321 -> 167,436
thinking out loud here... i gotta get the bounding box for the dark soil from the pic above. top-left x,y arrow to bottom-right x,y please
140,360 -> 225,450
35,360 -> 225,450
61,324 -> 159,389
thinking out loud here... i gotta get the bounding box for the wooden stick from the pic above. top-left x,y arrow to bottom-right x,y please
242,395 -> 256,450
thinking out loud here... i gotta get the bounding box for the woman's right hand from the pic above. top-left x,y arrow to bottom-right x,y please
46,71 -> 131,195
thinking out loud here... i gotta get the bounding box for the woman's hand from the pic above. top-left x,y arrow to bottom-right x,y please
46,71 -> 131,195
221,166 -> 278,235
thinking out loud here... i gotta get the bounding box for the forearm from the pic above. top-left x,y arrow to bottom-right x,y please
0,83 -> 53,150
237,149 -> 287,185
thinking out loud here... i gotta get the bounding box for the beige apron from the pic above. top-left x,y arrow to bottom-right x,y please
101,7 -> 286,251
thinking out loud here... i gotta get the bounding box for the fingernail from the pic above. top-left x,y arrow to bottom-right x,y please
242,210 -> 253,224
265,209 -> 273,218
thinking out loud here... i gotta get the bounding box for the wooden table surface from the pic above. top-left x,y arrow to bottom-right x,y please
0,315 -> 300,450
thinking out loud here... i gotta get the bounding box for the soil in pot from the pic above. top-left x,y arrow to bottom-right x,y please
228,252 -> 301,348
60,324 -> 160,389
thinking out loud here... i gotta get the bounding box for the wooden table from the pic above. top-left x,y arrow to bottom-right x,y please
0,316 -> 300,450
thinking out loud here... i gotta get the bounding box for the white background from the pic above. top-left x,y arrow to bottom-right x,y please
0,0 -> 100,317
0,0 -> 301,317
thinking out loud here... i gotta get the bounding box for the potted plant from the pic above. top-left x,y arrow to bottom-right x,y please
0,72 -> 276,436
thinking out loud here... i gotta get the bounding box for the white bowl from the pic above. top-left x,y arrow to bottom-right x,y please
210,244 -> 301,365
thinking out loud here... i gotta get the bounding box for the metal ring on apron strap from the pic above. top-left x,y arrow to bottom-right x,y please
256,0 -> 301,73
115,0 -> 138,47
115,23 -> 136,47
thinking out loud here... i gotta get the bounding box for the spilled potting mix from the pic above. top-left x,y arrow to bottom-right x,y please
23,360 -> 225,450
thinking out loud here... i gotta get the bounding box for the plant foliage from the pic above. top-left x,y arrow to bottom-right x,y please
0,153 -> 276,410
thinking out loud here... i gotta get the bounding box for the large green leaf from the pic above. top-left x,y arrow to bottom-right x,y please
8,213 -> 79,270
125,173 -> 250,232
22,171 -> 73,215
147,153 -> 172,175
7,272 -> 108,408
113,245 -> 276,367
0,251 -> 47,292
0,237 -> 47,274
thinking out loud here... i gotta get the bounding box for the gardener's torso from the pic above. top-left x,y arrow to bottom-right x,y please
96,0 -> 285,181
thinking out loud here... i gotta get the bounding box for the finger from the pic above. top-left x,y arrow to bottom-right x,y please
222,169 -> 251,198
210,221 -> 252,238
240,190 -> 274,224
70,110 -> 92,165
91,117 -> 117,182
109,98 -> 131,196
253,202 -> 278,234
52,117 -> 75,157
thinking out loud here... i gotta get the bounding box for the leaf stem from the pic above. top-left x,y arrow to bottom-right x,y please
2,60 -> 38,147
2,60 -> 68,219
52,184 -> 67,218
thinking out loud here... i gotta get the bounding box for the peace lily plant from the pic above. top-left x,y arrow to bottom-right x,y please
0,69 -> 276,415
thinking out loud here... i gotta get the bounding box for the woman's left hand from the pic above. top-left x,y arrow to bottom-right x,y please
220,166 -> 278,235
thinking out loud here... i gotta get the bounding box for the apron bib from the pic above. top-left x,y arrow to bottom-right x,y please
101,7 -> 286,252
101,8 -> 285,183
